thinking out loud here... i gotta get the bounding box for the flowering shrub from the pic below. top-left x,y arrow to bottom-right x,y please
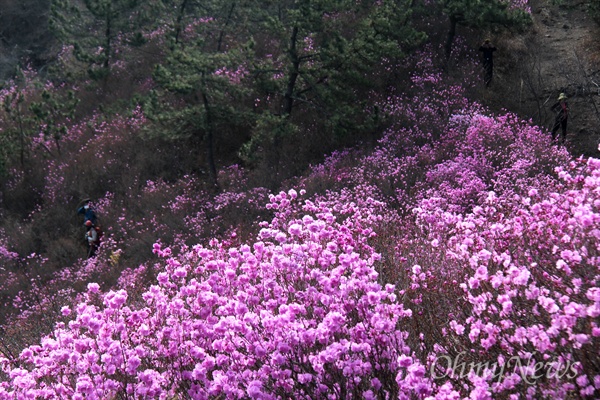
0,190 -> 437,399
2,31 -> 600,399
3,139 -> 599,399
405,157 -> 600,398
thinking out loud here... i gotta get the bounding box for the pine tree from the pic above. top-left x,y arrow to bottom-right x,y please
0,68 -> 79,174
50,0 -> 156,79
29,89 -> 79,157
148,0 -> 423,186
243,0 -> 422,167
148,0 -> 256,189
440,0 -> 531,58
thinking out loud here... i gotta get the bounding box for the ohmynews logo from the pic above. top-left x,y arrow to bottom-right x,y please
430,351 -> 578,384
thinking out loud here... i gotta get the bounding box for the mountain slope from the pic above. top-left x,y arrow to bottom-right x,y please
491,0 -> 600,156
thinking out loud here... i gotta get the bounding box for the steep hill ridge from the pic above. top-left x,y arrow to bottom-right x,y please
494,0 -> 600,156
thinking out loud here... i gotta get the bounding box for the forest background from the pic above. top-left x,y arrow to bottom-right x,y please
0,0 -> 600,398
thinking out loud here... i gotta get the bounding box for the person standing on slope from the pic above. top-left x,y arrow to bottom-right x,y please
479,39 -> 497,88
77,199 -> 98,226
84,220 -> 99,258
550,92 -> 569,144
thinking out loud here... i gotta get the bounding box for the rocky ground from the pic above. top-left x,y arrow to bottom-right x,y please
489,0 -> 600,157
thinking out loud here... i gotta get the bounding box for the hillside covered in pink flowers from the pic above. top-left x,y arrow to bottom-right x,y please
0,0 -> 599,398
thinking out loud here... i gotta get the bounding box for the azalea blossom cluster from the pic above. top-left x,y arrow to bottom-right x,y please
409,156 -> 600,397
0,189 -> 443,399
1,42 -> 599,399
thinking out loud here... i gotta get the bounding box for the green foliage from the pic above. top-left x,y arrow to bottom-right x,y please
238,114 -> 297,166
245,0 -> 422,165
154,0 -> 206,47
142,0 -> 264,187
49,0 -> 424,183
150,47 -> 253,132
442,0 -> 531,27
0,96 -> 24,176
0,69 -> 79,175
440,0 -> 531,57
50,0 -> 158,79
0,80 -> 33,173
29,89 -> 79,156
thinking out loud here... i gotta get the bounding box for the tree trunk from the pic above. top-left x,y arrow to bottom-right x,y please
173,0 -> 189,46
200,88 -> 219,190
217,2 -> 236,52
283,26 -> 300,117
104,7 -> 112,70
444,15 -> 458,60
18,106 -> 25,167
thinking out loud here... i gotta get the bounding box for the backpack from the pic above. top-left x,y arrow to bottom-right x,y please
94,225 -> 103,244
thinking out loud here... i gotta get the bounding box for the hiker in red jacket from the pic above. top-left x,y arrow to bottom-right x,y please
550,93 -> 569,144
85,220 -> 99,258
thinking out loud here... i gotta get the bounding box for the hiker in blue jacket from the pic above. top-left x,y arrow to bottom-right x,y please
77,199 -> 98,226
